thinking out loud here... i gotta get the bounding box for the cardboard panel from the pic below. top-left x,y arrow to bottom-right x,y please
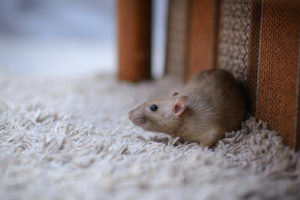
256,0 -> 300,148
295,34 -> 300,150
246,0 -> 261,115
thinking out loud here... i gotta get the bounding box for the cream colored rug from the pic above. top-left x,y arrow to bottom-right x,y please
0,73 -> 299,200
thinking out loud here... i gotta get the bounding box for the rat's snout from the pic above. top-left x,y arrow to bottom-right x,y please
129,109 -> 138,123
128,109 -> 147,126
129,110 -> 134,121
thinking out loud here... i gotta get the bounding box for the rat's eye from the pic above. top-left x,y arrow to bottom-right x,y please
150,104 -> 158,112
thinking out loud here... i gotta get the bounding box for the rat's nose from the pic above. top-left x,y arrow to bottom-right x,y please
129,111 -> 133,121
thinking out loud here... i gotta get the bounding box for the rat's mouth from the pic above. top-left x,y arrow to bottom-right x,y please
130,116 -> 147,126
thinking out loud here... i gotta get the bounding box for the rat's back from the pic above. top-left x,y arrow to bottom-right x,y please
177,69 -> 246,146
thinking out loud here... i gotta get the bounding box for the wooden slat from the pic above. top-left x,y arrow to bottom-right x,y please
185,0 -> 218,80
118,0 -> 152,82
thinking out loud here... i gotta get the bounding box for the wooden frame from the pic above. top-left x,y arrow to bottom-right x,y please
118,0 -> 152,82
185,0 -> 219,80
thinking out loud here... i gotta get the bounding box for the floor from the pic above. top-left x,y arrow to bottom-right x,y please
0,72 -> 299,200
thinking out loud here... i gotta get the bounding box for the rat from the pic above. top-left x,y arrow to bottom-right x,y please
129,69 -> 247,147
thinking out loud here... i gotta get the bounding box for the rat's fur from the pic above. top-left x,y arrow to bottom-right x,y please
129,69 -> 247,147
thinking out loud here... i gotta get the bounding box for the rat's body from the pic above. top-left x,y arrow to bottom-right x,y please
129,69 -> 247,147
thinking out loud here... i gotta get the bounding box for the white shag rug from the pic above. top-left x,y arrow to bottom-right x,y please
0,73 -> 300,200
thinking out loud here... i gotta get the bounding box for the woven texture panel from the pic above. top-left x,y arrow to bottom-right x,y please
217,0 -> 250,83
256,0 -> 300,148
165,0 -> 190,80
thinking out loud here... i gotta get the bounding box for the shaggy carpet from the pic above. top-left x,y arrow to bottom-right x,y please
0,73 -> 300,200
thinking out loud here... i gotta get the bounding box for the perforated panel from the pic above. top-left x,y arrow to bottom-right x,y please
217,0 -> 251,83
256,0 -> 300,148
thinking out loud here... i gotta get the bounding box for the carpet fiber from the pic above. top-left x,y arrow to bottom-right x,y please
0,73 -> 300,200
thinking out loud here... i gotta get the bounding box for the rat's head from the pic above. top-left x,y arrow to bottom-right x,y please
129,96 -> 190,133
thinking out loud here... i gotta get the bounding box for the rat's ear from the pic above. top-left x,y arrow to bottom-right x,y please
173,96 -> 190,118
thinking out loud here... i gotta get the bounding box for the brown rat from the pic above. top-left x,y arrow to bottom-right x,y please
129,69 -> 247,147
